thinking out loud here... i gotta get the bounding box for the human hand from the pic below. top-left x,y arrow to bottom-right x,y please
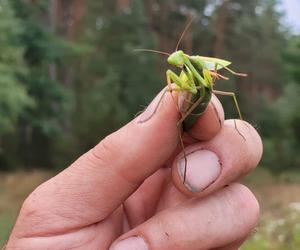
7,89 -> 262,250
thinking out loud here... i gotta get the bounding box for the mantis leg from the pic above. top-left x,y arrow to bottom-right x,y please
223,66 -> 247,77
177,122 -> 187,183
178,90 -> 205,125
146,68 -> 193,123
214,62 -> 247,77
213,90 -> 246,140
210,62 -> 229,81
166,69 -> 184,90
139,87 -> 177,123
213,90 -> 242,119
177,90 -> 206,183
166,69 -> 198,113
212,62 -> 218,83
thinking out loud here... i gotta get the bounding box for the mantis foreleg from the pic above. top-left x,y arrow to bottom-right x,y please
166,69 -> 184,90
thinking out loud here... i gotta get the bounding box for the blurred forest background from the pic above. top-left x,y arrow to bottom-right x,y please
1,0 -> 300,249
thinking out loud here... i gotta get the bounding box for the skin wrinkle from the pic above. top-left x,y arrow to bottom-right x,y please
91,135 -> 124,169
20,223 -> 98,239
17,175 -> 110,238
16,201 -> 53,236
100,127 -> 145,170
13,209 -> 123,250
17,205 -> 96,239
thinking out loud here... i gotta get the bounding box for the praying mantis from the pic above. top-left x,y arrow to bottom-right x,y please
136,19 -> 247,182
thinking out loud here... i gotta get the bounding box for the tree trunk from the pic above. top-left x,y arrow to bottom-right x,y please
49,0 -> 58,81
213,0 -> 228,58
117,0 -> 130,11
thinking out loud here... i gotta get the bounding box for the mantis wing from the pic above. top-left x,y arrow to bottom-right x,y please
190,56 -> 232,71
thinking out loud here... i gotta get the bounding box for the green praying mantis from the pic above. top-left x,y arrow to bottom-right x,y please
136,19 -> 247,182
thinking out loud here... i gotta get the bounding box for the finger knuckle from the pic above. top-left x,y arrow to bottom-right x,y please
91,133 -> 119,167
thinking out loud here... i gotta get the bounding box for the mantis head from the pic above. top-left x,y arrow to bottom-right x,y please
167,50 -> 185,67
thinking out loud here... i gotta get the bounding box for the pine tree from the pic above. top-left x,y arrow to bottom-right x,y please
7,0 -> 75,168
211,0 -> 286,121
0,0 -> 32,135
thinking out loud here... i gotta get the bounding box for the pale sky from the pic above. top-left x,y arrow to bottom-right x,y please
280,0 -> 300,33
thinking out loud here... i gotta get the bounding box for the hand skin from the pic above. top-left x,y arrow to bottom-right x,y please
6,90 -> 263,250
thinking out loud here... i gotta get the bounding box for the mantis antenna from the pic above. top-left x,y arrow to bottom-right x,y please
175,16 -> 195,51
134,49 -> 170,56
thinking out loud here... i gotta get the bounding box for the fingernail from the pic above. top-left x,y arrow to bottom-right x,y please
110,236 -> 148,250
177,149 -> 221,192
138,90 -> 165,123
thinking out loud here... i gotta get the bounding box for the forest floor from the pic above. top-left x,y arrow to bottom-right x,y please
0,169 -> 300,249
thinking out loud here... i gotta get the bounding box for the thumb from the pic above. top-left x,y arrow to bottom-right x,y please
14,89 -> 180,237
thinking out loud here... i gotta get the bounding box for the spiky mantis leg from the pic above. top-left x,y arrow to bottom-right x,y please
167,69 -> 200,119
141,69 -> 192,123
213,90 -> 246,140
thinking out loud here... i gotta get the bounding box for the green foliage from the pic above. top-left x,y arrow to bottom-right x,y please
67,0 -> 160,157
0,211 -> 15,247
242,210 -> 300,250
259,83 -> 300,172
0,0 -> 32,134
258,34 -> 300,172
10,0 -> 72,135
284,36 -> 300,84
210,0 -> 286,120
1,0 -> 85,169
0,0 -> 298,172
